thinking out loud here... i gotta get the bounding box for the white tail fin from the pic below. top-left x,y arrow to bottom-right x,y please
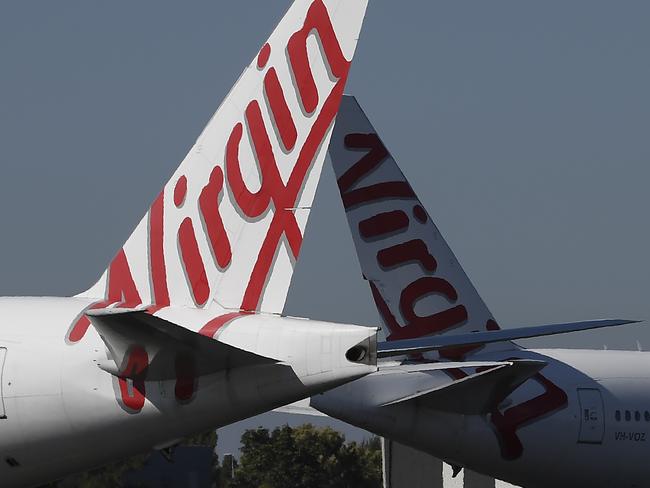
77,1 -> 368,317
328,96 -> 513,359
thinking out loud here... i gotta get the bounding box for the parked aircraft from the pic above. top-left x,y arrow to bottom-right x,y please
310,95 -> 647,488
0,2 -> 377,486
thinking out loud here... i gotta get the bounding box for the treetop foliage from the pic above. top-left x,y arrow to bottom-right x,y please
227,424 -> 381,488
42,424 -> 382,488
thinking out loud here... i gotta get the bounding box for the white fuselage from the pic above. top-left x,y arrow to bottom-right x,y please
0,297 -> 376,488
312,348 -> 650,488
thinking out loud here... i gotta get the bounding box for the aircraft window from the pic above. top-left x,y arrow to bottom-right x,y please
625,410 -> 631,421
645,411 -> 650,422
615,410 -> 621,421
635,411 -> 641,421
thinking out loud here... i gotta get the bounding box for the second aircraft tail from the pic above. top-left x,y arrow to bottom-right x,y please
328,96 -> 514,359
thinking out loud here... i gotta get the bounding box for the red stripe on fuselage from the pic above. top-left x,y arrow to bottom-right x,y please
198,312 -> 251,338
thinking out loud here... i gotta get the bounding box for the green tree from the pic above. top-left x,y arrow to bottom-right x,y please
229,424 -> 381,488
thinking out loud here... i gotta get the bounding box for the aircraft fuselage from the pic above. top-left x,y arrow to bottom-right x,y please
0,297 -> 376,487
313,348 -> 650,488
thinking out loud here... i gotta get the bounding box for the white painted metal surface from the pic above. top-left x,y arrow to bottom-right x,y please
0,347 -> 6,419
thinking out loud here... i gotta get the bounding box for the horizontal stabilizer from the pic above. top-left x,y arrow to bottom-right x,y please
87,308 -> 276,380
273,398 -> 327,417
378,319 -> 640,358
381,360 -> 546,414
385,361 -> 510,373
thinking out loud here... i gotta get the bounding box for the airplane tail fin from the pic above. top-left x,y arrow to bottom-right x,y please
328,96 -> 514,359
78,1 -> 368,315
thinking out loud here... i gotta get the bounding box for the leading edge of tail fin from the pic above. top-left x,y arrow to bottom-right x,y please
328,96 -> 515,359
78,1 -> 369,314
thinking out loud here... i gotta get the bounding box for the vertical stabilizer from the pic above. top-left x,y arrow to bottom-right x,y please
328,96 -> 514,358
77,1 -> 369,317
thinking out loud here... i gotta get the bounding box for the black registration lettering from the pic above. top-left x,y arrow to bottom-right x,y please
614,431 -> 647,442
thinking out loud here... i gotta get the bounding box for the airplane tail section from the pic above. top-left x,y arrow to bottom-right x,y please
87,308 -> 278,381
78,1 -> 368,316
328,96 -> 514,359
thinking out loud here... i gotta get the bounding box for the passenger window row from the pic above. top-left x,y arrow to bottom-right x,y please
614,410 -> 650,422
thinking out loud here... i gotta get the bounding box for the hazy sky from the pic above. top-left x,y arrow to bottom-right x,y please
1,1 -> 649,454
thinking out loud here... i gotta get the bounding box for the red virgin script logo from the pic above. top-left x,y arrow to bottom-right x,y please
338,133 -> 568,459
337,133 -> 489,352
66,0 -> 352,413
